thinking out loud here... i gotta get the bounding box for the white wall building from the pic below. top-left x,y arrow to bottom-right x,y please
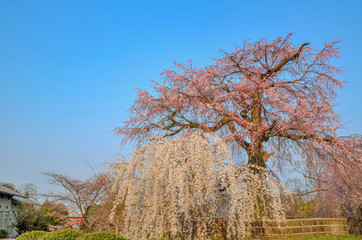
0,185 -> 37,237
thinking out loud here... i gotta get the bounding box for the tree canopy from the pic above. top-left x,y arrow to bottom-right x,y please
113,35 -> 362,237
116,34 -> 360,172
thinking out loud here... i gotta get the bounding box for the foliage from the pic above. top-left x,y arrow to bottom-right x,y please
0,229 -> 8,238
77,231 -> 127,240
16,204 -> 50,234
112,132 -> 287,240
15,201 -> 68,234
17,230 -> 47,240
40,200 -> 69,227
39,229 -> 83,240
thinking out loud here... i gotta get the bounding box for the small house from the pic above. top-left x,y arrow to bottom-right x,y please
0,185 -> 38,237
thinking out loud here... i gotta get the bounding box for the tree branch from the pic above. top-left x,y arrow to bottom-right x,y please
264,42 -> 310,78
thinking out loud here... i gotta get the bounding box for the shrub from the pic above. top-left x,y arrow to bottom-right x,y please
0,229 -> 8,238
38,232 -> 51,240
77,231 -> 127,240
15,202 -> 66,234
17,230 -> 47,240
39,229 -> 83,240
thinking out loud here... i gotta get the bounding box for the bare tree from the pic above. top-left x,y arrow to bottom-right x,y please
43,171 -> 110,233
19,183 -> 39,200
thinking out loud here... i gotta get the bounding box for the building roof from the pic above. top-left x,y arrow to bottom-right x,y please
12,196 -> 39,205
0,185 -> 23,197
0,185 -> 39,205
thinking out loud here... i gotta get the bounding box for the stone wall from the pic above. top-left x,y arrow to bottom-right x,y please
251,218 -> 348,238
0,210 -> 17,237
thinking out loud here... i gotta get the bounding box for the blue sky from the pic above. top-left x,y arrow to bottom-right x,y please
0,0 -> 361,195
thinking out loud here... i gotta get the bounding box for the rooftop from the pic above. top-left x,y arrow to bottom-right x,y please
0,185 -> 24,197
0,185 -> 39,205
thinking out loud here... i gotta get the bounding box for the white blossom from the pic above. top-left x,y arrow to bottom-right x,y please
111,132 -> 286,239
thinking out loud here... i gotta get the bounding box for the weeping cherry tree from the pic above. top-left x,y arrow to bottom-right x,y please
112,34 -> 362,238
111,132 -> 287,239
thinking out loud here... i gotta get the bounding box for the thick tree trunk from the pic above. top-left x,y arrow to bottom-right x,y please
249,102 -> 268,168
246,146 -> 272,221
247,147 -> 267,168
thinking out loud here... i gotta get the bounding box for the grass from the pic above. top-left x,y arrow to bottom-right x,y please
2,234 -> 361,240
261,235 -> 362,240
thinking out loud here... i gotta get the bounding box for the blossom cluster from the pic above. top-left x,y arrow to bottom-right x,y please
111,132 -> 286,239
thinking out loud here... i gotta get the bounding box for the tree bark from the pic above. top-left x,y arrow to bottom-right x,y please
248,147 -> 267,168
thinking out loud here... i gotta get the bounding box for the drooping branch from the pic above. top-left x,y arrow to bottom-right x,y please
111,132 -> 287,239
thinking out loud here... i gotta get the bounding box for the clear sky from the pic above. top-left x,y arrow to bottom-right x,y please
0,0 -> 361,195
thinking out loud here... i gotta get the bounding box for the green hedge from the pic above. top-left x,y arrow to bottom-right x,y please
77,231 -> 127,240
16,230 -> 47,240
38,229 -> 83,240
0,229 -> 8,238
17,230 -> 129,240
